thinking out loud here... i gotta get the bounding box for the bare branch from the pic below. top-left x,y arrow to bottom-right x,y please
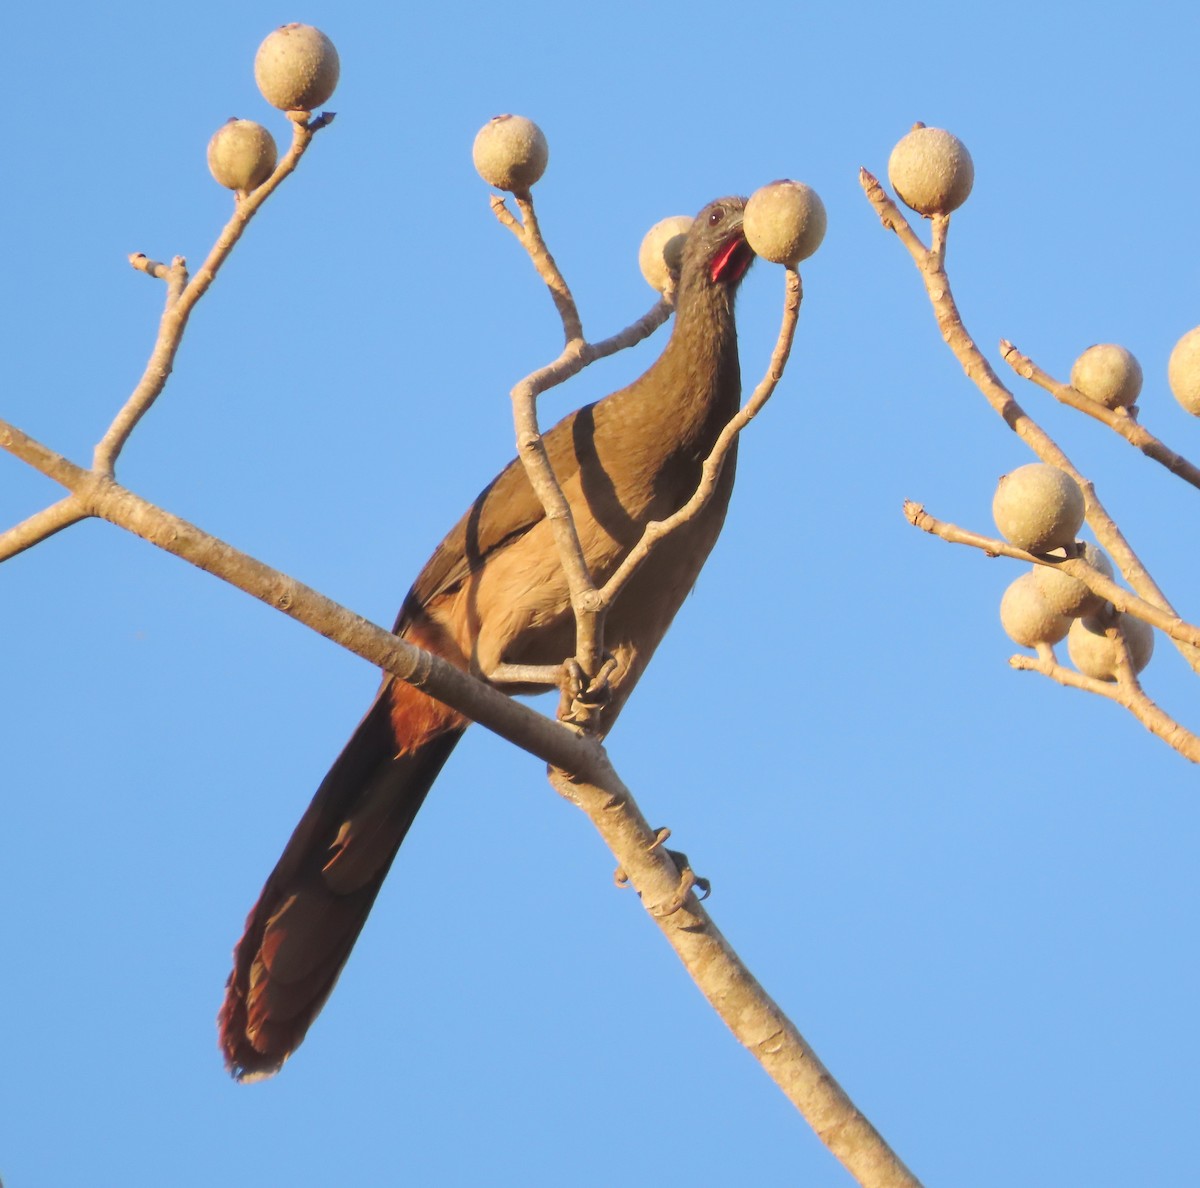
0,419 -> 88,489
6,116 -> 908,1179
550,762 -> 923,1188
1000,340 -> 1200,491
860,167 -> 1200,674
903,501 -> 1200,649
906,499 -> 1200,761
94,114 -> 332,474
489,187 -> 681,684
588,297 -> 672,357
489,191 -> 583,343
128,253 -> 178,282
0,496 -> 87,563
600,267 -> 803,606
3,408 -> 918,1183
928,212 -> 949,267
490,185 -> 807,695
1,415 -> 594,774
97,255 -> 190,470
509,336 -> 599,644
1011,651 -> 1200,763
499,293 -> 673,681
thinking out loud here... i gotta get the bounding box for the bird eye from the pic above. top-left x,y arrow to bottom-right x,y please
708,207 -> 724,226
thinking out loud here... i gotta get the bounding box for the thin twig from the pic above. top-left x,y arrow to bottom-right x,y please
495,291 -> 668,685
509,337 -> 599,637
489,192 -> 583,343
1010,651 -> 1200,762
999,340 -> 1200,490
0,495 -> 87,563
600,268 -> 803,606
513,193 -> 583,342
489,190 -> 679,681
903,501 -> 1200,649
97,255 -> 190,470
94,114 -> 331,474
0,420 -> 84,489
907,499 -> 1200,761
490,192 -> 605,677
493,194 -> 805,686
129,254 -> 175,282
589,298 -> 672,357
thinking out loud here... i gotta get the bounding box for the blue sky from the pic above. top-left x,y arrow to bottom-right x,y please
4,2 -> 1200,1184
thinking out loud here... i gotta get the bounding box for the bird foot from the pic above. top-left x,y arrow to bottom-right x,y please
614,830 -> 671,888
613,830 -> 711,916
652,847 -> 711,916
558,656 -> 618,727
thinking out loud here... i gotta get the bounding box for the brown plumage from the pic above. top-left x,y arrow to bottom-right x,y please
219,196 -> 755,1080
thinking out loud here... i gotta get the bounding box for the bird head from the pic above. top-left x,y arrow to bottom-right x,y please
677,196 -> 753,297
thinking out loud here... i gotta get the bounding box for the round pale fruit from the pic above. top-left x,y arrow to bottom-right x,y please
1032,543 -> 1115,618
472,115 -> 548,192
1168,326 -> 1200,415
1067,613 -> 1154,682
992,463 -> 1085,553
638,215 -> 693,294
207,120 -> 278,192
1000,572 -> 1071,647
1070,344 -> 1143,409
743,180 -> 826,265
255,24 -> 340,111
887,126 -> 974,216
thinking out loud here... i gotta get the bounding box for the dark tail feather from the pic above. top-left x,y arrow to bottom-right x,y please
219,679 -> 466,1080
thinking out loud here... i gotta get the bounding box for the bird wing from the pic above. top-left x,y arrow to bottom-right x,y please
395,405 -> 589,625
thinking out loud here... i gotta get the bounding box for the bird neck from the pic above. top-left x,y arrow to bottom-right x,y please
647,279 -> 742,441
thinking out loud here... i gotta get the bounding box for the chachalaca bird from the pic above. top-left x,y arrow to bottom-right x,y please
219,195 -> 755,1079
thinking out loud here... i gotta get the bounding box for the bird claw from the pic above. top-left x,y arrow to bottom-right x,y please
652,847 -> 710,917
558,656 -> 619,727
614,834 -> 711,910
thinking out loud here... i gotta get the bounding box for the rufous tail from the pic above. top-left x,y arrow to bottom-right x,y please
219,677 -> 465,1080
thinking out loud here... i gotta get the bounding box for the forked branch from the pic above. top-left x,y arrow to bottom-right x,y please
861,166 -> 1200,676
999,340 -> 1200,491
904,501 -> 1200,650
1,127 -> 918,1185
491,193 -> 805,702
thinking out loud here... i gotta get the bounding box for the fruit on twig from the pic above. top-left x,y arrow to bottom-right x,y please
992,463 -> 1085,553
887,125 -> 974,216
1067,613 -> 1154,681
472,115 -> 548,193
1070,344 -> 1143,410
207,120 -> 278,193
1168,326 -> 1200,415
1032,543 -> 1114,618
743,180 -> 827,265
638,216 -> 693,294
1000,572 -> 1072,647
255,24 -> 340,112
